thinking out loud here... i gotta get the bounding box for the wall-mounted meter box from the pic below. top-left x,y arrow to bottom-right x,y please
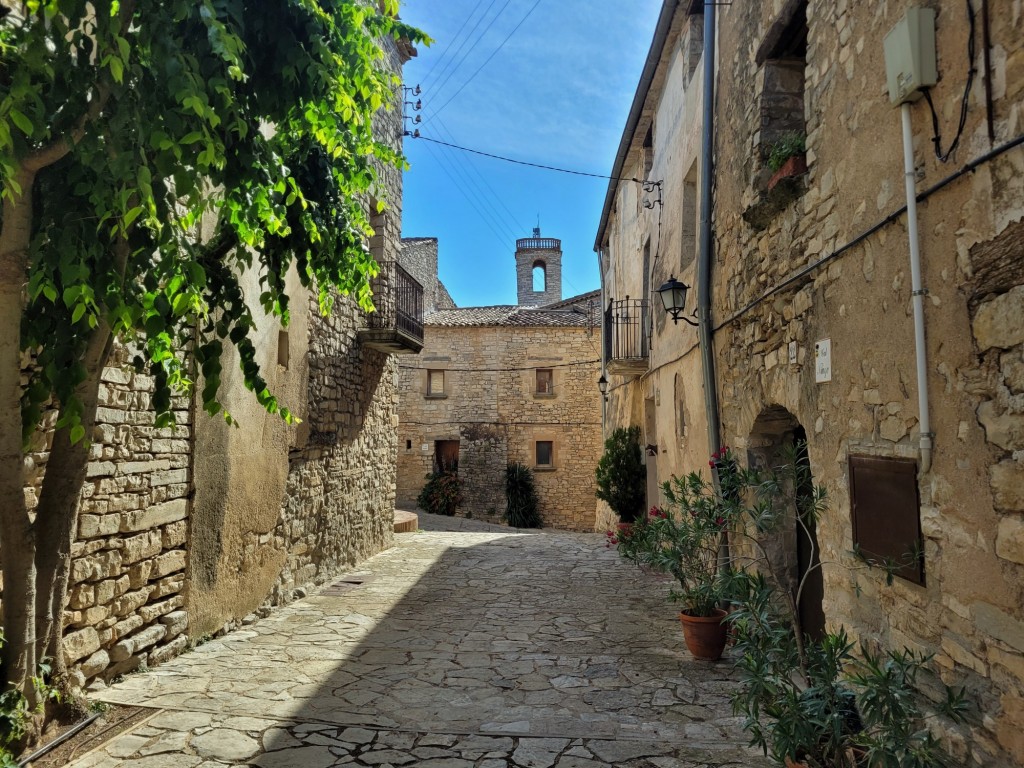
883,8 -> 938,104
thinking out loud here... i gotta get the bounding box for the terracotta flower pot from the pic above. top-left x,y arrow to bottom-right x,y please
767,153 -> 808,190
678,608 -> 728,661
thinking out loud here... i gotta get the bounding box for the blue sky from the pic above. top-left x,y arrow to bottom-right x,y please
398,0 -> 662,307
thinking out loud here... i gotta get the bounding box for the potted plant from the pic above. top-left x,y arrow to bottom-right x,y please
767,131 -> 807,191
717,448 -> 970,767
614,449 -> 740,660
595,426 -> 646,528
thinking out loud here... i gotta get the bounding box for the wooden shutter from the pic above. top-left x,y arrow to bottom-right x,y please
848,455 -> 924,585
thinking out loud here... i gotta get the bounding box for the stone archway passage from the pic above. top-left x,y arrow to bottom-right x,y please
748,405 -> 826,642
71,516 -> 772,767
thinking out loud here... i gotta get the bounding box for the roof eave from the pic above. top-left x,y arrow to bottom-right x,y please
593,0 -> 682,254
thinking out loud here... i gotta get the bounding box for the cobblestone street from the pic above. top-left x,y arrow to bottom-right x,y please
68,516 -> 768,767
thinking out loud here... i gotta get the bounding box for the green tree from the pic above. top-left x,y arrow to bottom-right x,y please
595,426 -> 646,523
0,0 -> 426,714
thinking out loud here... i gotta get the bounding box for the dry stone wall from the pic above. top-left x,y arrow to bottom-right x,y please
21,345 -> 193,687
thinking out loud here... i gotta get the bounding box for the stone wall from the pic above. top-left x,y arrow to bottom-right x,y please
397,324 -> 603,531
21,344 -> 193,687
709,2 -> 1024,764
400,237 -> 457,313
600,1 -> 1024,763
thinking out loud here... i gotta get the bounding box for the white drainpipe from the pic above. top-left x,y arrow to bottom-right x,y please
900,102 -> 934,474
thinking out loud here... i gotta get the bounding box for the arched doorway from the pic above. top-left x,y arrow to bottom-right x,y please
747,406 -> 825,641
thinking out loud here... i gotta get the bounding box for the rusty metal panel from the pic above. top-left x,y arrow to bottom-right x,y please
848,455 -> 925,585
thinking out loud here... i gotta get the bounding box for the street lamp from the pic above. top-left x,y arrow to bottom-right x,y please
597,373 -> 608,401
657,275 -> 698,326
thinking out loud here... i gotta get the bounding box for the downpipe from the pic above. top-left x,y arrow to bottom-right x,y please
900,102 -> 934,474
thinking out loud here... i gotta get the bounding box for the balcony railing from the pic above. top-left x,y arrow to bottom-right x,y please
604,298 -> 649,376
359,261 -> 424,355
516,237 -> 561,250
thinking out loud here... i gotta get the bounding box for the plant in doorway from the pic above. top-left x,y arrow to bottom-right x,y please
417,462 -> 463,517
595,426 -> 646,525
505,462 -> 542,528
717,446 -> 970,768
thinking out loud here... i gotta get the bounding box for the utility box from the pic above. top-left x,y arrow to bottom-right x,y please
883,8 -> 938,104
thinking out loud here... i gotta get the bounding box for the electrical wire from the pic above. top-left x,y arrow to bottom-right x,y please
922,0 -> 976,163
434,115 -> 528,234
429,0 -> 517,102
419,4 -> 487,86
426,0 -> 547,124
401,420 -> 602,427
410,134 -> 647,183
421,140 -> 516,251
423,0 -> 504,88
399,357 -> 599,373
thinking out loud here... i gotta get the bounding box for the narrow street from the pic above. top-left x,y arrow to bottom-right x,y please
67,515 -> 768,768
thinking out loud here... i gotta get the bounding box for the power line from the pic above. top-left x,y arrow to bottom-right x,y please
425,0 -> 505,91
421,140 -> 517,249
430,0 -> 517,101
434,115 -> 528,235
399,357 -> 600,373
410,134 -> 647,183
419,4 -> 487,86
427,0 -> 546,123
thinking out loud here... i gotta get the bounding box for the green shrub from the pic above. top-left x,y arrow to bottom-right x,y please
417,467 -> 463,516
595,426 -> 646,523
505,462 -> 542,528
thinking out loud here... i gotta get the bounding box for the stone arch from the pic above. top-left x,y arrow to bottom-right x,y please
747,404 -> 825,641
532,260 -> 546,292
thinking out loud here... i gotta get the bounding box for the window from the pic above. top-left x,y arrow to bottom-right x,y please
755,0 -> 808,165
536,369 -> 554,395
536,441 -> 554,468
277,330 -> 290,369
427,369 -> 445,396
405,439 -> 412,451
848,455 -> 925,585
533,260 -> 546,292
642,124 -> 654,180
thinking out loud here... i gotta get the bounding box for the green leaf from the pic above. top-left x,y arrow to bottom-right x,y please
69,424 -> 86,444
8,109 -> 33,137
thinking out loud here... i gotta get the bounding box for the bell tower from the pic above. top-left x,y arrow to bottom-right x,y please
515,227 -> 562,306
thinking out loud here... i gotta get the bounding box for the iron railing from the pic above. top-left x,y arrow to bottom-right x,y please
516,237 -> 561,250
368,261 -> 424,342
604,298 -> 649,362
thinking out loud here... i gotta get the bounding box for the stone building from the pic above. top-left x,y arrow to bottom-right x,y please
396,233 -> 604,531
22,33 -> 423,688
598,0 -> 1024,763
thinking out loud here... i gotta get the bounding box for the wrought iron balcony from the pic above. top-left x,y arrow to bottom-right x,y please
358,261 -> 424,355
604,298 -> 649,376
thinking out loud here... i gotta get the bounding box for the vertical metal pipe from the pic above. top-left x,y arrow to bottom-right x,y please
900,103 -> 934,474
698,1 -> 721,456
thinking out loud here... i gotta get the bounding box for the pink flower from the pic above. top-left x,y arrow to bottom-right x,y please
715,516 -> 726,527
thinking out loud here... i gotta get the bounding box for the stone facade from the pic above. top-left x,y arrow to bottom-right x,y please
598,1 -> 1024,764
20,33 -> 417,688
396,286 -> 604,531
400,237 -> 457,313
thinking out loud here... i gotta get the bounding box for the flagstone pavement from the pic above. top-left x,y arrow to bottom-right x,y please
67,514 -> 771,768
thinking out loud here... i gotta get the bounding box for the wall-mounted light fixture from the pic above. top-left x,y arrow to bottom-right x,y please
657,276 -> 698,327
598,374 -> 609,401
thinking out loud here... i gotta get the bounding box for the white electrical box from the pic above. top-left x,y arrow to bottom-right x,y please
883,8 -> 937,104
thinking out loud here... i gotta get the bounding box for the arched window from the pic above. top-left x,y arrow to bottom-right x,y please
532,261 -> 546,292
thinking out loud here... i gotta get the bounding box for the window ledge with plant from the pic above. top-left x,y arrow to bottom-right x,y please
742,131 -> 809,232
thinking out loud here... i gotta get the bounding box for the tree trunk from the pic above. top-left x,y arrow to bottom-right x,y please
34,325 -> 113,684
0,167 -> 39,700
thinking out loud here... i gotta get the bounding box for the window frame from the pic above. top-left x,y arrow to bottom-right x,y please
426,369 -> 446,398
535,368 -> 555,396
535,440 -> 555,470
